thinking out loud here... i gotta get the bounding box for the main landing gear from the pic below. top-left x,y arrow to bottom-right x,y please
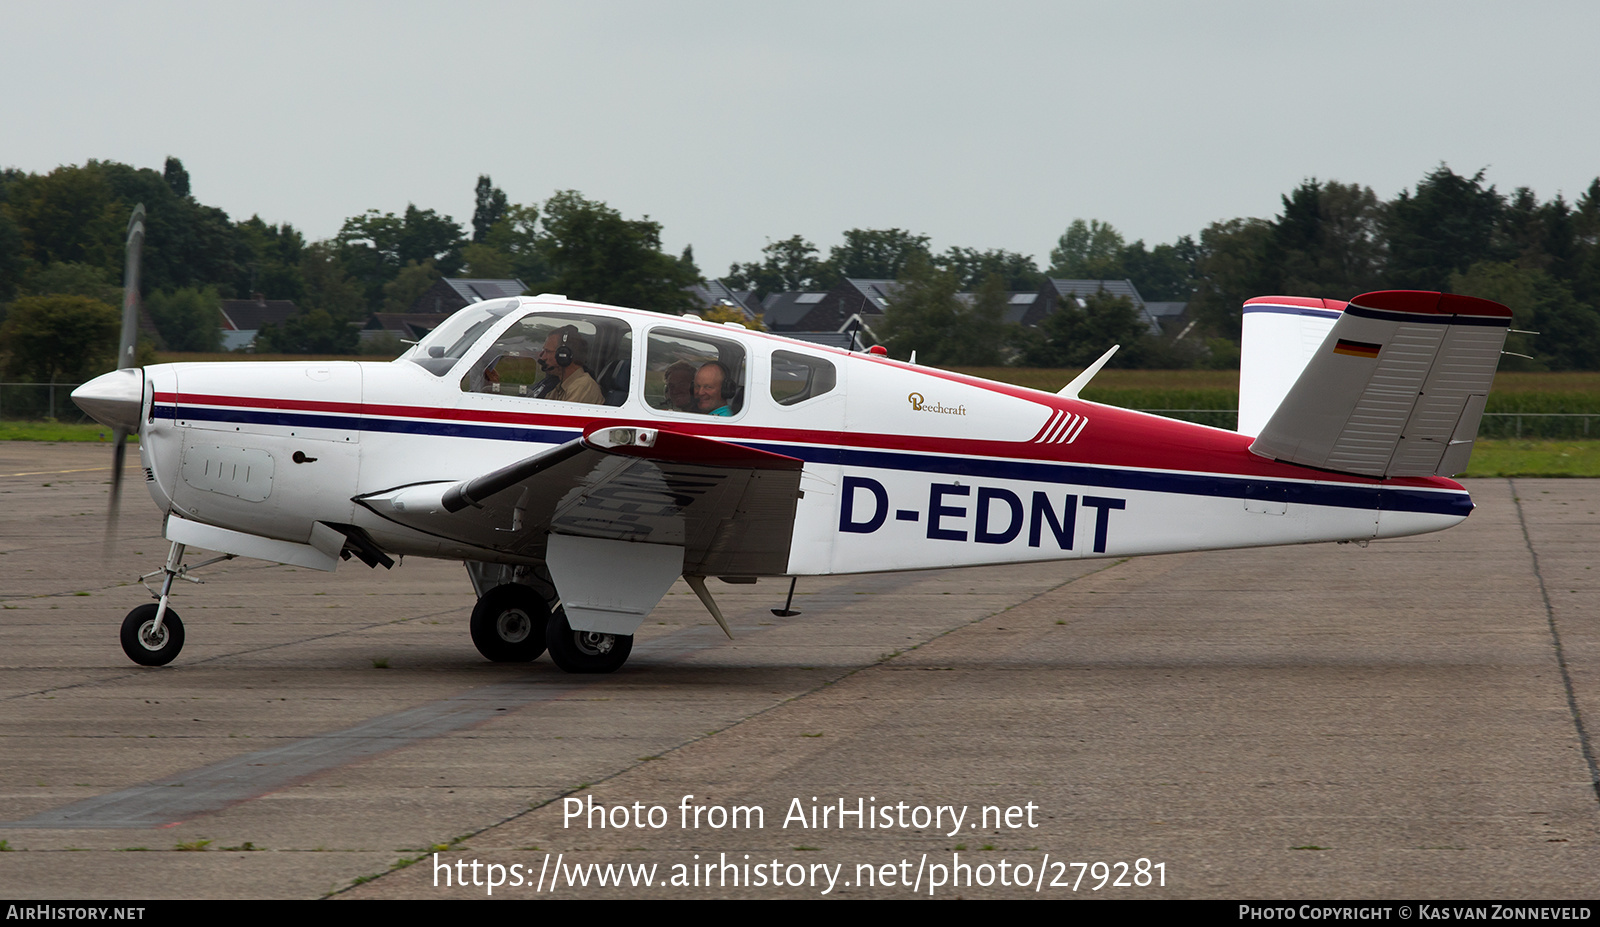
468,581 -> 632,673
120,541 -> 233,666
469,583 -> 547,662
544,606 -> 632,674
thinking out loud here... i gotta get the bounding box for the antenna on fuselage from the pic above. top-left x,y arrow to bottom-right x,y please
1058,344 -> 1119,400
844,317 -> 863,352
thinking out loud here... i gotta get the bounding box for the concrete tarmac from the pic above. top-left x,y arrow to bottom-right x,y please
0,441 -> 1596,899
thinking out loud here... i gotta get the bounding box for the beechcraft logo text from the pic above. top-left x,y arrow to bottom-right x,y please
907,393 -> 966,415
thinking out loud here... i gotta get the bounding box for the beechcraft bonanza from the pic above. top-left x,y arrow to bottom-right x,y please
73,270 -> 1513,670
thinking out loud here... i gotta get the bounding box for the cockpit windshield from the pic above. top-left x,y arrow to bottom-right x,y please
404,298 -> 522,375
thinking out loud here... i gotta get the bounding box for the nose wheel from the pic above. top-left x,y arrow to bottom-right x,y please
118,540 -> 233,666
121,604 -> 185,666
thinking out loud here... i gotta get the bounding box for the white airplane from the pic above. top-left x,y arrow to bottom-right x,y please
72,283 -> 1511,671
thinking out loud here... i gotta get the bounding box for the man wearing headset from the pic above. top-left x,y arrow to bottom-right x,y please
693,361 -> 735,416
536,325 -> 605,405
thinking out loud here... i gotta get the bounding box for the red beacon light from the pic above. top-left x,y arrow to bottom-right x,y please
867,345 -> 888,356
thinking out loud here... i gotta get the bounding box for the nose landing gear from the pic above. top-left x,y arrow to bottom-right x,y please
120,541 -> 233,666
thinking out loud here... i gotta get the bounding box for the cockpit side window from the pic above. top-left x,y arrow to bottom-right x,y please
642,328 -> 746,418
770,350 -> 837,406
406,299 -> 520,375
459,311 -> 633,407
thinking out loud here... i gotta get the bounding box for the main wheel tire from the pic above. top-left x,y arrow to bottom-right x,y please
120,604 -> 184,666
545,607 -> 632,673
470,584 -> 548,662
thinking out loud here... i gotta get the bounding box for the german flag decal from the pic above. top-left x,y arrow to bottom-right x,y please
1333,338 -> 1382,359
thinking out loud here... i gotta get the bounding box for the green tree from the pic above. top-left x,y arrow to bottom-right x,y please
702,305 -> 766,330
1049,219 -> 1125,279
1261,179 -> 1384,299
472,175 -> 508,243
1188,217 -> 1273,337
0,294 -> 120,382
22,261 -> 120,303
162,156 -> 191,198
936,247 -> 1042,290
726,234 -> 832,296
1118,237 -> 1197,301
236,216 -> 306,301
539,190 -> 699,312
828,228 -> 930,280
880,255 -> 1006,365
337,205 -> 465,309
146,286 -> 223,352
0,203 -> 27,302
6,164 -> 124,271
298,241 -> 367,322
382,259 -> 441,313
461,241 -> 514,278
255,308 -> 357,354
1449,261 -> 1600,370
95,160 -> 245,295
1383,165 -> 1504,291
481,203 -> 549,286
1017,288 -> 1152,369
1571,178 -> 1600,305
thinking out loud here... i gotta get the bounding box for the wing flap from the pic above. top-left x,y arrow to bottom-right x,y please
1248,290 -> 1510,478
356,425 -> 804,575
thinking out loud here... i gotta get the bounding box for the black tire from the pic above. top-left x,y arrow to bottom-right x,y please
120,604 -> 184,666
470,584 -> 548,662
545,607 -> 632,673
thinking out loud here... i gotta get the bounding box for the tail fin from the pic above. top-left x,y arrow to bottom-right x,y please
1237,296 -> 1347,437
1245,290 -> 1511,478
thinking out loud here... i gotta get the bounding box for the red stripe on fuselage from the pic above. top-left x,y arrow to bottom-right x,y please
152,390 -> 1461,493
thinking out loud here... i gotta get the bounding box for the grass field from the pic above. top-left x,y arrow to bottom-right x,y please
0,422 -> 135,443
1458,440 -> 1600,477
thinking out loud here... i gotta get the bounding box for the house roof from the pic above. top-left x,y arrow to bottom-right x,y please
840,278 -> 897,313
1004,291 -> 1044,326
444,278 -> 527,303
219,298 -> 299,332
1042,278 -> 1167,335
760,291 -> 831,330
411,278 -> 527,314
686,280 -> 761,319
367,312 -> 449,340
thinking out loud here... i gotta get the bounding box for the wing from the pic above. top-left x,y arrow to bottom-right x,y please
1248,290 -> 1511,478
354,424 -> 804,577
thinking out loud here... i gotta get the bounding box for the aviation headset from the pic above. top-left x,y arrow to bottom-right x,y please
706,361 -> 736,399
551,326 -> 583,368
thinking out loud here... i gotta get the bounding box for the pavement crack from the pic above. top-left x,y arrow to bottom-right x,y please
1509,476 -> 1600,806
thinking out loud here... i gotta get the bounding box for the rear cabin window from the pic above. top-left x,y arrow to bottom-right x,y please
770,350 -> 837,406
643,329 -> 746,417
459,311 -> 633,407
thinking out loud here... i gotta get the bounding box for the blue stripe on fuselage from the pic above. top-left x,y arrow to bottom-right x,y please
155,403 -> 1470,517
157,403 -> 577,445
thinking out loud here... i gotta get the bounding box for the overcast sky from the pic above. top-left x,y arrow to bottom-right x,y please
4,0 -> 1597,276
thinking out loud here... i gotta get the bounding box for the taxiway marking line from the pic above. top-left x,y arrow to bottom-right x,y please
3,467 -> 111,477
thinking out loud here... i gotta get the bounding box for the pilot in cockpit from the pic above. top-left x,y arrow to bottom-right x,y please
536,326 -> 605,405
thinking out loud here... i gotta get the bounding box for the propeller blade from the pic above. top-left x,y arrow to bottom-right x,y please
119,204 -> 144,369
107,426 -> 127,538
106,203 -> 145,543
